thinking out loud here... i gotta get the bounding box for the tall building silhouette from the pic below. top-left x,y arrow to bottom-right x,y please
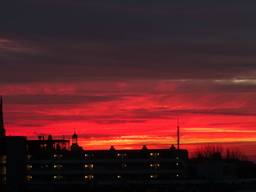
0,96 -> 26,192
0,96 -> 6,137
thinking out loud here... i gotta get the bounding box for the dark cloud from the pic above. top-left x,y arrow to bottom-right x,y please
130,107 -> 256,119
0,1 -> 256,83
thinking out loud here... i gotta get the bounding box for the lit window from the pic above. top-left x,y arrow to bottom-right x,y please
53,175 -> 63,180
150,163 -> 160,168
27,164 -> 32,170
84,164 -> 94,169
150,153 -> 159,158
84,175 -> 94,180
53,154 -> 63,159
150,174 -> 158,179
53,164 -> 63,169
117,153 -> 127,158
27,175 -> 33,182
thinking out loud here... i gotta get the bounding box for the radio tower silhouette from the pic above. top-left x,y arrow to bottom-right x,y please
177,117 -> 180,150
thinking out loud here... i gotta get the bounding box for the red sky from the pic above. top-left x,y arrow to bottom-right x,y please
2,80 -> 256,157
1,1 -> 256,161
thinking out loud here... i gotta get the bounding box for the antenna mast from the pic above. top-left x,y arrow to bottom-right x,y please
177,117 -> 180,150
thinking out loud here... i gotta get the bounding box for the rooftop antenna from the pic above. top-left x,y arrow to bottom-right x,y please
177,116 -> 180,150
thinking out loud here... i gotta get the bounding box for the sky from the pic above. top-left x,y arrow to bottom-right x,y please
0,1 -> 256,159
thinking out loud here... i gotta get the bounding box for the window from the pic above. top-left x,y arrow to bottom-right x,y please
84,175 -> 94,181
150,153 -> 159,158
27,175 -> 33,182
27,164 -> 32,171
84,164 -> 94,169
53,154 -> 63,159
53,175 -> 63,180
53,164 -> 63,169
150,163 -> 160,169
149,174 -> 158,179
117,153 -> 127,158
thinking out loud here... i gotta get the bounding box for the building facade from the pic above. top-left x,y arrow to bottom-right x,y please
25,135 -> 188,191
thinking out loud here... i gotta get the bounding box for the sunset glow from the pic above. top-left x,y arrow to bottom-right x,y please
2,81 -> 256,157
1,1 -> 256,161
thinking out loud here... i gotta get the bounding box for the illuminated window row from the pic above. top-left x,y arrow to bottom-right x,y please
27,164 -> 65,170
117,153 -> 127,158
53,175 -> 63,180
84,175 -> 94,180
150,174 -> 180,179
150,174 -> 158,179
53,154 -> 63,159
84,164 -> 94,169
150,153 -> 160,157
27,164 -> 32,170
27,175 -> 33,182
54,164 -> 63,169
150,163 -> 160,168
25,173 -> 181,183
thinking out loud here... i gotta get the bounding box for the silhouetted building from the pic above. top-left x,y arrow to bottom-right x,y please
25,133 -> 188,192
0,96 -> 6,137
0,97 -> 27,192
